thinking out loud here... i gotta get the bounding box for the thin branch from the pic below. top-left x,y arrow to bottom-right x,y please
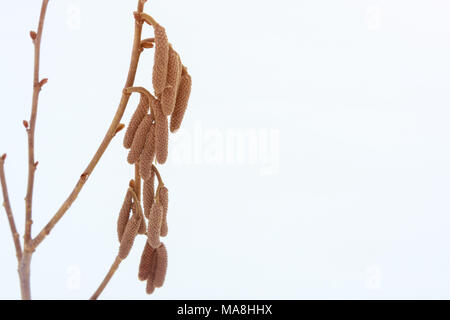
32,0 -> 148,249
25,0 -> 49,246
90,255 -> 123,300
0,155 -> 22,262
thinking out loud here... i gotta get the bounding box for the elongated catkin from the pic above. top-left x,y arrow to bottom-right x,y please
145,254 -> 156,294
138,242 -> 155,281
161,47 -> 181,116
159,186 -> 169,237
124,94 -> 149,149
117,189 -> 132,242
118,215 -> 140,259
147,203 -> 163,248
127,114 -> 152,164
170,67 -> 192,133
143,170 -> 155,218
139,124 -> 156,180
155,102 -> 169,164
153,243 -> 168,288
152,24 -> 169,95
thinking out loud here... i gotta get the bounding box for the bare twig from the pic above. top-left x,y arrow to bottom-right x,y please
32,0 -> 148,249
0,155 -> 22,263
18,0 -> 50,300
90,256 -> 123,300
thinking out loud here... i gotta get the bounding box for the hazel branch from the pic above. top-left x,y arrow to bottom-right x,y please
0,155 -> 22,263
32,0 -> 148,250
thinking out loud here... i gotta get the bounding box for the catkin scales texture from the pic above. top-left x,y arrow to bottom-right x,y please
127,115 -> 152,164
117,189 -> 132,242
170,68 -> 192,132
138,242 -> 155,281
152,24 -> 169,95
139,124 -> 156,180
143,170 -> 155,218
161,47 -> 181,116
155,103 -> 169,164
118,216 -> 140,259
159,186 -> 169,237
124,95 -> 149,149
154,243 -> 168,288
147,203 -> 163,248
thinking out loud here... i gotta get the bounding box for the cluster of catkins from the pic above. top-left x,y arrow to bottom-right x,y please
116,16 -> 191,295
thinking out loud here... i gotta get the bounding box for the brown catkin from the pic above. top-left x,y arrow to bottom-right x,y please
138,242 -> 155,281
147,203 -> 163,248
139,124 -> 156,180
159,186 -> 169,237
117,189 -> 133,242
124,94 -> 149,149
170,67 -> 192,133
146,277 -> 155,294
143,170 -> 155,218
155,102 -> 169,164
152,24 -> 169,95
161,47 -> 181,116
153,243 -> 168,288
118,215 -> 140,259
127,114 -> 152,164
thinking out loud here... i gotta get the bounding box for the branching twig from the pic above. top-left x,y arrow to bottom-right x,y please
18,0 -> 50,300
0,155 -> 22,263
32,0 -> 147,250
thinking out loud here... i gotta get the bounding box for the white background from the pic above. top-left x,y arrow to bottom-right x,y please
1,0 -> 450,299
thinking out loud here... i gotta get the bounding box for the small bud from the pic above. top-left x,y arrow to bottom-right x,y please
34,161 -> 39,168
1,154 -> 6,161
39,78 -> 48,88
29,31 -> 37,40
114,123 -> 125,136
23,120 -> 29,129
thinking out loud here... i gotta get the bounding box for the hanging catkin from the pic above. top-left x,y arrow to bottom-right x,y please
138,242 -> 155,281
161,46 -> 181,116
127,114 -> 152,164
153,243 -> 168,288
117,188 -> 133,242
147,203 -> 163,248
139,123 -> 156,180
143,170 -> 155,218
118,215 -> 140,259
159,186 -> 169,237
170,67 -> 192,133
124,94 -> 149,149
152,24 -> 169,95
155,102 -> 169,164
145,254 -> 156,294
